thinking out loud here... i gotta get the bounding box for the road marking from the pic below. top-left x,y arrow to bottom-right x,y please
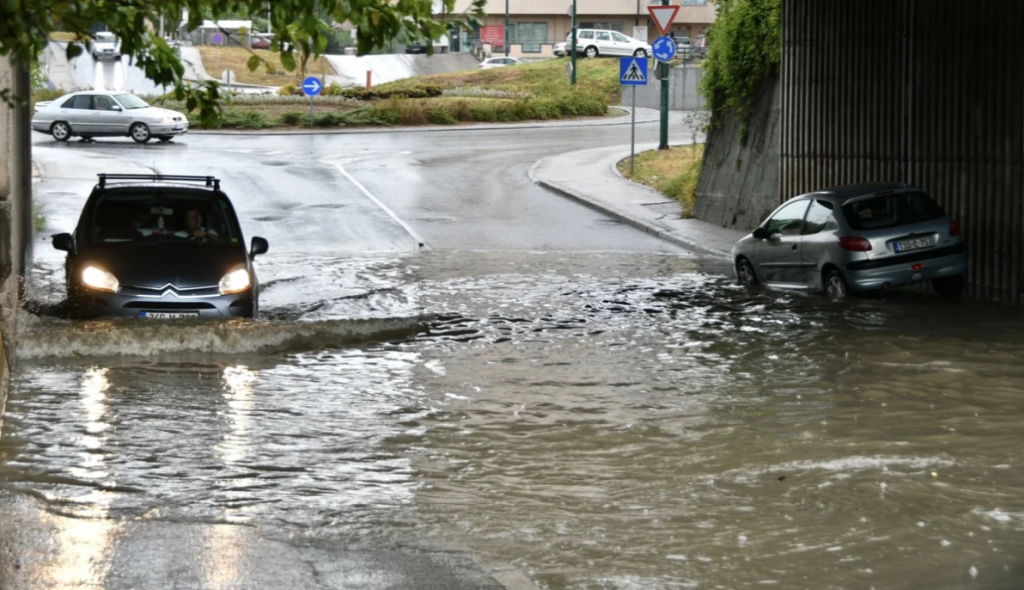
327,160 -> 429,250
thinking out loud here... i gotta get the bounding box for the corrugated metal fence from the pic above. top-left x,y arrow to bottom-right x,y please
781,0 -> 1024,304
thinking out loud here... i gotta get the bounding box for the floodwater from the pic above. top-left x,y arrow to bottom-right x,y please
3,250 -> 1024,590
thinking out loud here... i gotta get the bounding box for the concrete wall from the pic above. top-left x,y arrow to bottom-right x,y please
622,65 -> 705,111
0,54 -> 31,428
782,0 -> 1024,304
326,53 -> 480,86
692,75 -> 781,231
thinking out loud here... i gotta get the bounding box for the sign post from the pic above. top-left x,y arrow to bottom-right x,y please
620,57 -> 649,176
211,32 -> 224,75
570,0 -> 577,85
302,76 -> 322,128
648,3 -> 679,151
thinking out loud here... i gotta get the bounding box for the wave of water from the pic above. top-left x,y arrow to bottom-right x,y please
15,313 -> 428,359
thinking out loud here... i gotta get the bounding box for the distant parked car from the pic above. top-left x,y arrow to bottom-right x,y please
675,36 -> 693,57
732,183 -> 968,300
405,42 -> 428,54
91,31 -> 121,61
250,36 -> 271,50
32,91 -> 188,144
479,57 -> 523,69
553,41 -> 569,57
573,29 -> 651,59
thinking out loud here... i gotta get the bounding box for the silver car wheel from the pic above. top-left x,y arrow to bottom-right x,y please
51,121 -> 70,142
826,270 -> 848,300
130,122 -> 151,144
585,46 -> 599,58
633,49 -> 647,58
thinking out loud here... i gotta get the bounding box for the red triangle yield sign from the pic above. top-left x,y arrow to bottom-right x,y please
648,5 -> 680,37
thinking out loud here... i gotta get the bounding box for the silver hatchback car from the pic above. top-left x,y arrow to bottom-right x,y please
732,183 -> 968,299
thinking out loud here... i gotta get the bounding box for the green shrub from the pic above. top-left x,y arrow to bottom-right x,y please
314,112 -> 347,127
322,82 -> 346,96
220,109 -> 272,129
699,0 -> 781,142
342,84 -> 443,101
279,111 -> 305,126
278,83 -> 302,96
426,106 -> 458,125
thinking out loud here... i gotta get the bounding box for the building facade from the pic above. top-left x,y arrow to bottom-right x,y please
444,0 -> 716,58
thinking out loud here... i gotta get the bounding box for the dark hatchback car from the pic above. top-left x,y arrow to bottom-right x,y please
53,174 -> 269,319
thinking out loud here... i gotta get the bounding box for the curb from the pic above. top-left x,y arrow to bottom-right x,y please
186,106 -> 654,136
528,149 -> 736,260
527,159 -> 698,254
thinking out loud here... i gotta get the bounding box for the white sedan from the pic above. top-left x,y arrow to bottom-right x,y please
32,91 -> 188,144
479,57 -> 523,69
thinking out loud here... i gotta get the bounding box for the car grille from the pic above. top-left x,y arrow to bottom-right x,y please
122,301 -> 216,310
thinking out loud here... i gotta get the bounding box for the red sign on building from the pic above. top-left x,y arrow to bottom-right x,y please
481,25 -> 505,45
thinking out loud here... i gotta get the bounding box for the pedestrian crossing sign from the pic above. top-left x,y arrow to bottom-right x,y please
620,57 -> 648,86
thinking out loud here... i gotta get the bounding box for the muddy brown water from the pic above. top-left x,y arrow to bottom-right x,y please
2,250 -> 1023,589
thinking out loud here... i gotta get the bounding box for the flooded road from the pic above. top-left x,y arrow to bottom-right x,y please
4,250 -> 1024,589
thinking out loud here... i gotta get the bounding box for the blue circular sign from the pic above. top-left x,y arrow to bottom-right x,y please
302,76 -> 323,97
211,32 -> 224,45
652,36 -> 677,62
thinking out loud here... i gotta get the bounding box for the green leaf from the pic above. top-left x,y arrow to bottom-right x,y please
65,43 -> 82,60
246,54 -> 261,72
279,50 -> 296,72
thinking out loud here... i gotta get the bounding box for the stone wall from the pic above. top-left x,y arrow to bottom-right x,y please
692,75 -> 781,231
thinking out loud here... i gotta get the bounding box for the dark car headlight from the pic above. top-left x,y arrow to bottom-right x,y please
81,265 -> 120,293
219,268 -> 251,295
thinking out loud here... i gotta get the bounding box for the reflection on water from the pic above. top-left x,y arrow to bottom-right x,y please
5,251 -> 1024,589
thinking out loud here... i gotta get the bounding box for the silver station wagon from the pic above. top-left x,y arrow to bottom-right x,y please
732,183 -> 968,299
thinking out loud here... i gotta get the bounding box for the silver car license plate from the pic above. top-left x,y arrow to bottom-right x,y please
894,236 -> 935,253
140,311 -> 199,319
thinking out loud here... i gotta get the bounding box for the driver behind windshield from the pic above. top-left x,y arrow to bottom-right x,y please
175,207 -> 218,241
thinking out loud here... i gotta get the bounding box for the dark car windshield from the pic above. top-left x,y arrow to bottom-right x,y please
89,192 -> 241,246
842,191 -> 945,231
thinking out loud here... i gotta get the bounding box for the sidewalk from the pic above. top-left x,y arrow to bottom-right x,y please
530,144 -> 747,260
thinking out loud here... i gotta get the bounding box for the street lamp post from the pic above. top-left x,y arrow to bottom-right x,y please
570,0 -> 577,85
504,0 -> 510,57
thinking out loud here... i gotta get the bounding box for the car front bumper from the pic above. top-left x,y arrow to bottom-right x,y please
150,122 -> 189,136
844,245 -> 968,291
70,287 -> 254,319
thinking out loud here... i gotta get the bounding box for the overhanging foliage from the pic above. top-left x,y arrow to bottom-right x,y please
1,0 -> 484,125
699,0 -> 781,143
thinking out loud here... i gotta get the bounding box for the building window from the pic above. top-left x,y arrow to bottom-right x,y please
509,22 -> 547,53
680,0 -> 708,4
579,22 -> 624,33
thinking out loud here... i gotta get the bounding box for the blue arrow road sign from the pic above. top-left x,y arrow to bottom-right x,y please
619,57 -> 648,86
652,36 -> 677,62
302,76 -> 323,97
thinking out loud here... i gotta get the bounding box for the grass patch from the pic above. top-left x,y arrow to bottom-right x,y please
618,144 -> 705,217
375,57 -> 622,103
33,205 -> 46,233
199,46 -> 337,87
49,32 -> 90,42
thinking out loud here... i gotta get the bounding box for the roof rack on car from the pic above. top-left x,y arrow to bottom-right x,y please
97,174 -> 221,191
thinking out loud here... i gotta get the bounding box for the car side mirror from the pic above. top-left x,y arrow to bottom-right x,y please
249,236 -> 269,259
111,105 -> 122,111
52,233 -> 75,253
752,227 -> 770,240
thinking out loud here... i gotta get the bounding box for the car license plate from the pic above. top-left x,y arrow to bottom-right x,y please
893,236 -> 935,252
140,311 -> 199,319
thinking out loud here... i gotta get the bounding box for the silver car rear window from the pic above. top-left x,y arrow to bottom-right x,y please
841,191 -> 945,231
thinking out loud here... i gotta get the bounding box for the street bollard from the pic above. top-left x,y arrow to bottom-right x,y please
366,71 -> 372,90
